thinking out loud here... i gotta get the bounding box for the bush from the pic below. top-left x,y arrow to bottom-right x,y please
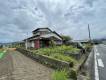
69,69 -> 77,80
52,70 -> 68,80
49,40 -> 56,47
84,43 -> 92,52
52,69 -> 77,80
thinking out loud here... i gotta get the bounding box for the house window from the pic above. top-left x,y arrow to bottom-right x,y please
40,31 -> 50,35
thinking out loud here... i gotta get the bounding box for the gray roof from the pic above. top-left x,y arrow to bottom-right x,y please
72,40 -> 89,43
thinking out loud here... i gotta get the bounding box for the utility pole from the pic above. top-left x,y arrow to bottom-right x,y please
88,24 -> 91,42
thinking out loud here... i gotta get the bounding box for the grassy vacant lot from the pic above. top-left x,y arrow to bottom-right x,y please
32,45 -> 80,64
30,45 -> 80,80
29,44 -> 92,80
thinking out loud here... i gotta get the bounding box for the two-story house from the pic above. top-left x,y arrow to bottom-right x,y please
25,28 -> 63,49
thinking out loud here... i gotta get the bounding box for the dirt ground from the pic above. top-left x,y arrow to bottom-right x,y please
0,50 -> 53,80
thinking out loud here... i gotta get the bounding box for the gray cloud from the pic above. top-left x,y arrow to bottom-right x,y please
0,0 -> 106,42
84,0 -> 96,7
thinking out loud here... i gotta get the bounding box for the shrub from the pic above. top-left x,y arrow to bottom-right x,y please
52,70 -> 68,80
69,69 -> 77,80
49,40 -> 56,47
84,43 -> 92,52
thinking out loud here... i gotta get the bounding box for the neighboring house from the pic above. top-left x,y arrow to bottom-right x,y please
68,40 -> 89,49
72,40 -> 89,44
24,28 -> 63,49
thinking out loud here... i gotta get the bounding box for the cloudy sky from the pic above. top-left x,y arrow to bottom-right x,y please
0,0 -> 106,42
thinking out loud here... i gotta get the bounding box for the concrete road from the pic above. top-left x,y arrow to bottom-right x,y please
94,44 -> 106,80
0,50 -> 53,80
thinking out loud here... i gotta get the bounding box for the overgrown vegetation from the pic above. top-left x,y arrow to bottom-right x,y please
33,44 -> 92,80
83,43 -> 93,52
70,69 -> 77,80
49,40 -> 56,47
32,45 -> 79,64
52,70 -> 69,80
52,69 -> 77,80
35,45 -> 80,54
61,35 -> 72,44
31,45 -> 81,80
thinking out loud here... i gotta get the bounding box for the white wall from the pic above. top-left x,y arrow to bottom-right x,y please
25,41 -> 31,48
31,41 -> 34,48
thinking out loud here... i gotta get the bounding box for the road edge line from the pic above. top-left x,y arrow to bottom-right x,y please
94,46 -> 99,80
98,59 -> 104,68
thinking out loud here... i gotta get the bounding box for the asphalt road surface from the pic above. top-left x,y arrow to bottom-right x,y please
94,44 -> 106,80
0,50 -> 53,80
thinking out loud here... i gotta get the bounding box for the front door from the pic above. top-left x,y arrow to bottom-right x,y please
35,39 -> 40,49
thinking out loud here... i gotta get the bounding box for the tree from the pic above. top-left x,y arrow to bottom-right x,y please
49,40 -> 56,47
61,35 -> 72,44
0,45 -> 3,48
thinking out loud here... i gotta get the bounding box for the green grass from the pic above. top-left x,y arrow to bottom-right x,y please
34,45 -> 80,55
32,45 -> 78,64
52,70 -> 68,80
0,50 -> 6,59
51,53 -> 77,63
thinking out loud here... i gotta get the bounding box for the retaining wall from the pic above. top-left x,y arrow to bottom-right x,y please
16,48 -> 71,69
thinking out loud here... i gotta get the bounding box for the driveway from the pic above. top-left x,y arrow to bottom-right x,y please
0,50 -> 53,80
